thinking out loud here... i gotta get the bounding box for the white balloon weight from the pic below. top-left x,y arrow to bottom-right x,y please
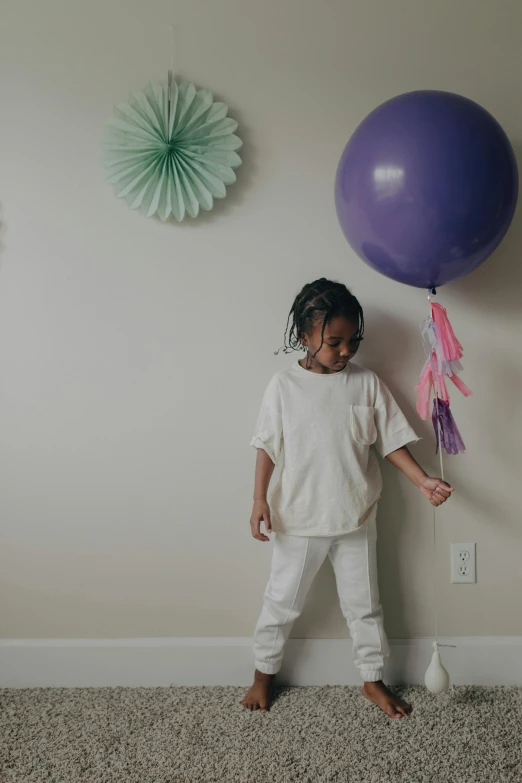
425,641 -> 451,693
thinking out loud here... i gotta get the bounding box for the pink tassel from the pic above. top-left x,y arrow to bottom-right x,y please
436,371 -> 449,402
448,373 -> 473,397
430,302 -> 463,362
415,349 -> 458,419
415,361 -> 433,420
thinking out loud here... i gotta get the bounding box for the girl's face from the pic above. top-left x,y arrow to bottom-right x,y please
299,315 -> 362,374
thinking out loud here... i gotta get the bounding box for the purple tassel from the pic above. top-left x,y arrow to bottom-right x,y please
431,397 -> 466,455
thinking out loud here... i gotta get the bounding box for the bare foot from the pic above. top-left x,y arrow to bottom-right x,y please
240,669 -> 275,712
361,680 -> 413,719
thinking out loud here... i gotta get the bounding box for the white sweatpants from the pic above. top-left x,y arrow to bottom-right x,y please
253,503 -> 390,682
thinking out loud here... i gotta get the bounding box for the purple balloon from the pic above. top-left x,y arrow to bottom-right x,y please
335,90 -> 519,290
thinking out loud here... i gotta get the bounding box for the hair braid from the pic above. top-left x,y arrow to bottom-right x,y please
274,278 -> 364,364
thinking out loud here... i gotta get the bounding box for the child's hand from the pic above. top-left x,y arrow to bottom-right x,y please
418,476 -> 454,506
250,499 -> 272,542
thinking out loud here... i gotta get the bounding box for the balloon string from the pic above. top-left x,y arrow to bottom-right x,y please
427,294 -> 457,691
427,293 -> 444,643
432,487 -> 438,641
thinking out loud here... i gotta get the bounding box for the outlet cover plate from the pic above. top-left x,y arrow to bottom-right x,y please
451,542 -> 476,583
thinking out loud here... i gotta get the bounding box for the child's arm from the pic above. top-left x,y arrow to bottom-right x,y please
253,447 -> 275,502
250,448 -> 275,541
385,446 -> 454,507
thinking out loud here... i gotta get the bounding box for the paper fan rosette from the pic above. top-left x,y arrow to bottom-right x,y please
102,78 -> 242,221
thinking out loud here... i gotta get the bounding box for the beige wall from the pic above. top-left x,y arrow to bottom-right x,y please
1,0 -> 521,640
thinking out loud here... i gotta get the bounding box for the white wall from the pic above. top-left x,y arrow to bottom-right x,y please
1,0 -> 521,642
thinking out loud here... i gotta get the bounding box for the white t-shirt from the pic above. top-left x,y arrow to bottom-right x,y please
250,359 -> 421,536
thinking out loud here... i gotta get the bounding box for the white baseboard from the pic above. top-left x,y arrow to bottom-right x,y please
1,637 -> 521,688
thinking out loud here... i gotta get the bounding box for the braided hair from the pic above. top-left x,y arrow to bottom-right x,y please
274,278 -> 364,368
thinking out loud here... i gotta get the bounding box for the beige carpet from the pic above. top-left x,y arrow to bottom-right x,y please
1,685 -> 521,782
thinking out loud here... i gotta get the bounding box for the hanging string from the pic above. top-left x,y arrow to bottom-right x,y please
427,292 -> 456,680
167,24 -> 179,131
170,24 -> 176,76
428,294 -> 442,642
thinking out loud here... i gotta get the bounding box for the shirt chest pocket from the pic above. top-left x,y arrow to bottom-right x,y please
350,405 -> 377,445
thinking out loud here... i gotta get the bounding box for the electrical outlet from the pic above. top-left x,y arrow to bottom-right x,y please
450,543 -> 476,583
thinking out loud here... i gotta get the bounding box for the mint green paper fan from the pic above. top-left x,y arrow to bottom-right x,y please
102,80 -> 242,221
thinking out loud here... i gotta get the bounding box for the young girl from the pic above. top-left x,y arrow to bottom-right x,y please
241,278 -> 454,720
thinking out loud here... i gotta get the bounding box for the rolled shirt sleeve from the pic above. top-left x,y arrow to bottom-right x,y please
250,375 -> 283,465
374,378 -> 421,458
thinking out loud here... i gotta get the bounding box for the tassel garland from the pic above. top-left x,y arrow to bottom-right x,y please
415,301 -> 471,455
